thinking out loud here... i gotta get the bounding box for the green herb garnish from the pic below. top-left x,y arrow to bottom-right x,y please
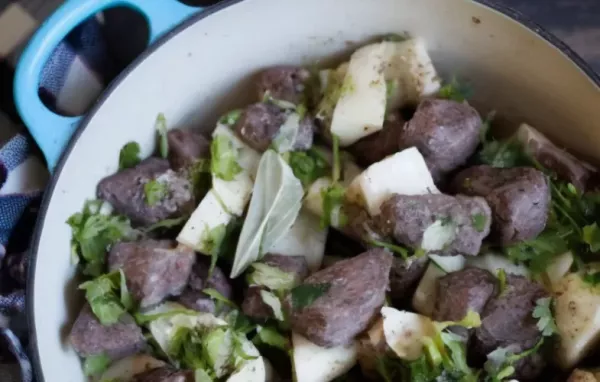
79,269 -> 133,325
144,179 -> 169,206
471,213 -> 487,233
219,109 -> 242,126
211,134 -> 242,181
67,200 -> 131,277
254,325 -> 289,351
320,184 -> 347,229
532,297 -> 558,337
201,224 -> 227,275
83,353 -> 111,377
438,77 -> 472,103
155,113 -> 169,159
118,141 -> 141,170
290,283 -> 331,309
287,149 -> 330,188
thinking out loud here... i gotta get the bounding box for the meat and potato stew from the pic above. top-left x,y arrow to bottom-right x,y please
67,36 -> 600,382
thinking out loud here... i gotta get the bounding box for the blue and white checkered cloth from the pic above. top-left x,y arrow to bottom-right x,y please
0,12 -> 124,381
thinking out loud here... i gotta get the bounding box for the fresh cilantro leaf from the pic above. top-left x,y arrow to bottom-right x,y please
479,111 -> 497,143
504,229 -> 568,274
376,355 -> 406,382
484,340 -> 544,382
583,270 -> 600,286
134,308 -> 198,325
83,353 -> 111,376
188,158 -> 212,198
144,179 -> 169,206
219,109 -> 242,126
471,213 -> 487,233
79,270 -> 133,325
226,310 -> 255,335
532,297 -> 558,337
382,33 -> 409,42
194,368 -> 213,382
201,224 -> 227,275
168,326 -> 208,370
290,283 -> 331,309
438,78 -> 472,102
321,184 -> 347,229
67,201 -> 132,277
406,355 -> 442,382
497,268 -> 507,294
331,135 -> 341,183
118,141 -> 141,170
288,149 -> 330,188
254,325 -> 289,351
479,138 -> 525,168
583,223 -> 600,252
203,288 -> 237,309
143,217 -> 187,233
211,134 -> 242,181
155,113 -> 169,159
370,240 -> 410,259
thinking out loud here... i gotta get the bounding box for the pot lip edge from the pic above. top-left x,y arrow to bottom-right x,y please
25,0 -> 599,380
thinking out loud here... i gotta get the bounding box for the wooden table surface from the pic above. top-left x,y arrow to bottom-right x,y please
498,0 -> 600,71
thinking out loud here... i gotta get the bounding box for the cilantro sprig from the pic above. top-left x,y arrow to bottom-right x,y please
211,134 -> 243,181
118,141 -> 141,170
78,269 -> 133,325
67,200 -> 132,277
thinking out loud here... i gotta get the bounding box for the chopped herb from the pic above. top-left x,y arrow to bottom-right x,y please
438,77 -> 472,102
203,288 -> 237,308
247,262 -> 298,291
479,138 -> 526,168
583,270 -> 600,286
134,308 -> 198,325
331,135 -> 341,183
320,184 -> 347,229
339,75 -> 355,97
496,269 -> 507,294
484,340 -> 544,382
211,135 -> 242,181
375,355 -> 406,382
219,109 -> 242,126
194,368 -> 213,382
168,326 -> 211,371
83,353 -> 111,376
118,141 -> 141,170
532,297 -> 558,337
227,310 -> 255,335
290,283 -> 331,309
479,111 -> 496,143
382,33 -> 409,42
407,355 -> 442,382
287,149 -> 330,188
155,113 -> 169,159
471,213 -> 487,232
144,179 -> 169,206
370,240 -> 410,259
67,201 -> 132,277
78,270 -> 132,325
254,325 -> 289,351
583,223 -> 600,252
504,229 -> 568,274
143,217 -> 187,233
189,158 -> 212,198
201,224 -> 227,275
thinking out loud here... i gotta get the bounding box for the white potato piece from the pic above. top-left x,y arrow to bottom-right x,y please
545,252 -> 574,287
345,147 -> 439,216
330,43 -> 388,146
412,255 -> 465,316
381,38 -> 441,109
554,273 -> 600,369
212,124 -> 261,216
466,253 -> 530,277
381,307 -> 436,361
292,332 -> 357,382
177,189 -> 233,254
228,356 -> 273,382
99,355 -> 165,381
567,369 -> 600,382
268,209 -> 328,272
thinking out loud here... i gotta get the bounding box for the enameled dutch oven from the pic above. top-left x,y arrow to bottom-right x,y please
13,0 -> 600,380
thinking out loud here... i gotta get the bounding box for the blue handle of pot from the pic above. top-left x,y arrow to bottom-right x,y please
14,0 -> 202,172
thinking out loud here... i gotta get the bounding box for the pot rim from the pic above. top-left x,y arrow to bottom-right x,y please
24,0 -> 600,380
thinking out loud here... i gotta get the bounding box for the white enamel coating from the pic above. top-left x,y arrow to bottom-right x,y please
30,0 -> 600,380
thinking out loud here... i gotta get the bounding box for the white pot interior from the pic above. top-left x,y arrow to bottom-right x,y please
30,0 -> 599,380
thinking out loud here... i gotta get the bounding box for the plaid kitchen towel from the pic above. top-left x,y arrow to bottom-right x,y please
0,2 -> 149,381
